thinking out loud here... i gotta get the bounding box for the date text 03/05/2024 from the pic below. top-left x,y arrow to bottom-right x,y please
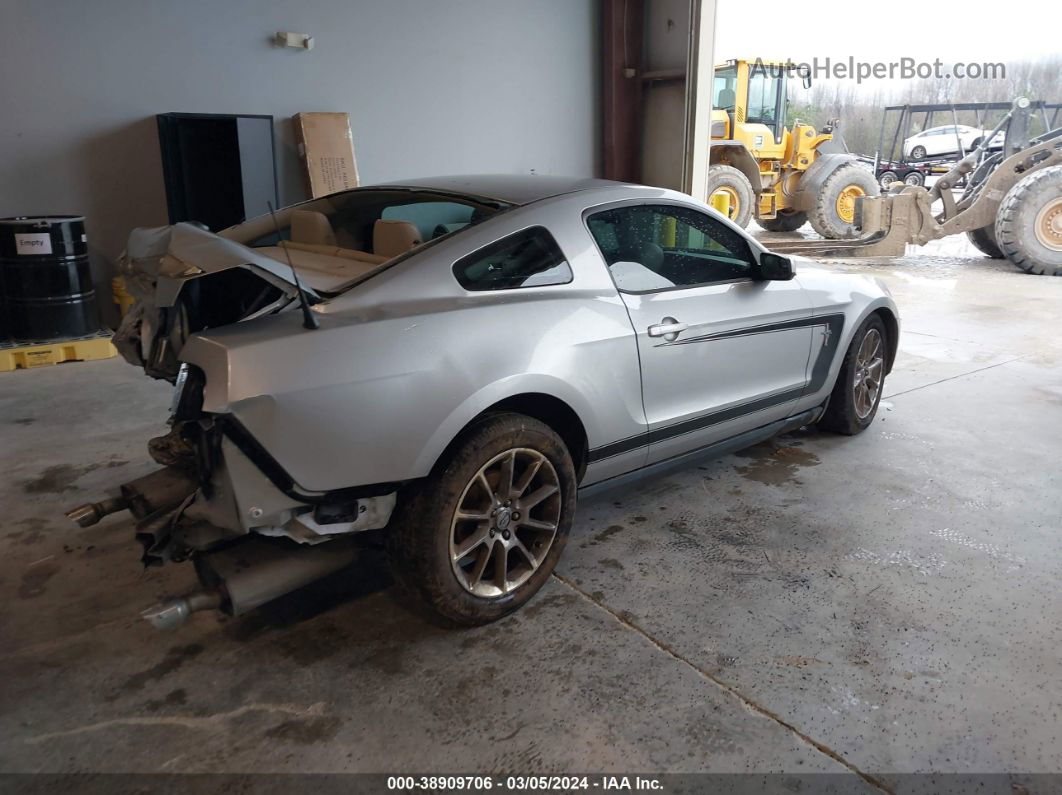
386,775 -> 664,791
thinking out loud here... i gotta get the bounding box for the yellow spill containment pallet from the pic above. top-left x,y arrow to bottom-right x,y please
0,330 -> 117,372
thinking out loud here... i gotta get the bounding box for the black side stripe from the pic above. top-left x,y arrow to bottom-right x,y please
587,313 -> 847,464
218,416 -> 402,503
656,313 -> 842,347
807,313 -> 845,392
587,386 -> 804,464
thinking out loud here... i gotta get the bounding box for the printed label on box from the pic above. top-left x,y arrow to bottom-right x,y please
15,233 -> 52,255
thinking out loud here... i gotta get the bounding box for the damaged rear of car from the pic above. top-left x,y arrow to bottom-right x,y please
72,185 -> 511,628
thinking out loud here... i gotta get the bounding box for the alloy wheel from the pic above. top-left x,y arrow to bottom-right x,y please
449,448 -> 561,598
852,328 -> 884,419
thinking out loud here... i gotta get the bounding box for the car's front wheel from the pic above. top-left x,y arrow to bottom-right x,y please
389,413 -> 576,625
818,315 -> 888,435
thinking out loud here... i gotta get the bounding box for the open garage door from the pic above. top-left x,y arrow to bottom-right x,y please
602,0 -> 717,201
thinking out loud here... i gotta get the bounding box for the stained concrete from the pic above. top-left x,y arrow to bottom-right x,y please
0,235 -> 1059,787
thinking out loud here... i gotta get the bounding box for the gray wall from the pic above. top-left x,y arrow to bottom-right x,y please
0,0 -> 599,311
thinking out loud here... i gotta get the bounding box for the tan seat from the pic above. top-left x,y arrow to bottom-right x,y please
290,210 -> 337,247
373,219 -> 422,259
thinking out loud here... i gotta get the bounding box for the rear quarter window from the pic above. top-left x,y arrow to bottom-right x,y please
453,226 -> 572,291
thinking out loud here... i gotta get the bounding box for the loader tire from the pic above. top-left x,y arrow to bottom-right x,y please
966,225 -> 1004,259
808,162 -> 881,240
756,210 -> 807,233
995,165 -> 1062,276
706,165 -> 755,228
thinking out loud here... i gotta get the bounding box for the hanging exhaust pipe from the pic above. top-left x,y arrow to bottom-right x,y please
66,466 -> 198,527
141,537 -> 358,630
142,588 -> 223,630
66,496 -> 129,528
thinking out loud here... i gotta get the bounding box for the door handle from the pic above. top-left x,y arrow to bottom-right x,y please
647,317 -> 688,341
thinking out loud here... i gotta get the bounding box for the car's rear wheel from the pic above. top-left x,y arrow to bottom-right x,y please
910,145 -> 928,160
389,412 -> 576,625
818,315 -> 888,435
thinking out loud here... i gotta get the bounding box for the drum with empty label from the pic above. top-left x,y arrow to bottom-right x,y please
0,215 -> 99,343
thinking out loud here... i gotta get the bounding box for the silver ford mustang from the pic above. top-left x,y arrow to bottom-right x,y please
70,175 -> 899,628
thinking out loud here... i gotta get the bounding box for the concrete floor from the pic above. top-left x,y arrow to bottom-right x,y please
1,235 -> 1060,789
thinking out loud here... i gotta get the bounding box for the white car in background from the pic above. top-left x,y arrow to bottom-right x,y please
904,125 -> 1004,160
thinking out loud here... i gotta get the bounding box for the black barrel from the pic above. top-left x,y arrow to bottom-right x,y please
0,216 -> 100,343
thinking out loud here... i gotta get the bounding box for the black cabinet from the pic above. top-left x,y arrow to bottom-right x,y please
156,113 -> 279,232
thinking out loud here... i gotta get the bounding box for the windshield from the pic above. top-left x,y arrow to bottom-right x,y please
713,66 -> 737,110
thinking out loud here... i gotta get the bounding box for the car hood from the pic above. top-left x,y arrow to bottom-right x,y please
791,257 -> 893,306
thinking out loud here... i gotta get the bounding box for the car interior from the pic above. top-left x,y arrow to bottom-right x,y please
241,191 -> 506,291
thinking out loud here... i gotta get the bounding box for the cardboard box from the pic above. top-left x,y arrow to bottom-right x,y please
293,112 -> 360,198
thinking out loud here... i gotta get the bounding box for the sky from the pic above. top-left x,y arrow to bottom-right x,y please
713,0 -> 1059,86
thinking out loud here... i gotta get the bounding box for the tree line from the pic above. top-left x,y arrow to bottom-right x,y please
784,56 -> 1061,159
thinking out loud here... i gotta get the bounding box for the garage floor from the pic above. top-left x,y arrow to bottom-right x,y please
1,235 -> 1060,788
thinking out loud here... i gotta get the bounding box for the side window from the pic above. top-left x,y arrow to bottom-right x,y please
587,204 -> 755,293
453,226 -> 572,291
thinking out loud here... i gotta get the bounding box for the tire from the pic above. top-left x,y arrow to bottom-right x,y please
818,315 -> 888,436
388,412 -> 577,626
903,171 -> 924,187
910,145 -> 928,160
879,171 -> 898,189
755,209 -> 807,232
706,164 -> 755,228
966,225 -> 1004,259
808,162 -> 881,240
994,165 -> 1062,276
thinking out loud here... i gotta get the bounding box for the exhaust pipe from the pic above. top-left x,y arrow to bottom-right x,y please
142,537 -> 358,630
67,466 -> 197,527
142,589 -> 223,630
66,496 -> 129,528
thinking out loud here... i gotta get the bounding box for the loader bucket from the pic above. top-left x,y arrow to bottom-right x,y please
765,193 -> 922,259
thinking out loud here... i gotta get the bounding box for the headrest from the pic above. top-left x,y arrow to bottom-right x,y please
290,210 -> 337,247
373,219 -> 423,259
717,88 -> 735,108
635,240 -> 665,271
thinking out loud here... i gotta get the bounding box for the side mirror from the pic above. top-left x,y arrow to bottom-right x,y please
756,252 -> 795,281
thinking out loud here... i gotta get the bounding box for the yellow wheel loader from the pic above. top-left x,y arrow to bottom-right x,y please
765,98 -> 1062,277
709,59 -> 880,239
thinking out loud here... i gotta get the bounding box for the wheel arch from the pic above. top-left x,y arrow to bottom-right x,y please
872,307 -> 900,374
482,394 -> 589,481
418,385 -> 591,484
789,153 -> 861,212
709,143 -> 762,193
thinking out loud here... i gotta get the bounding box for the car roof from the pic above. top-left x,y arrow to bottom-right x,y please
372,174 -> 632,206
